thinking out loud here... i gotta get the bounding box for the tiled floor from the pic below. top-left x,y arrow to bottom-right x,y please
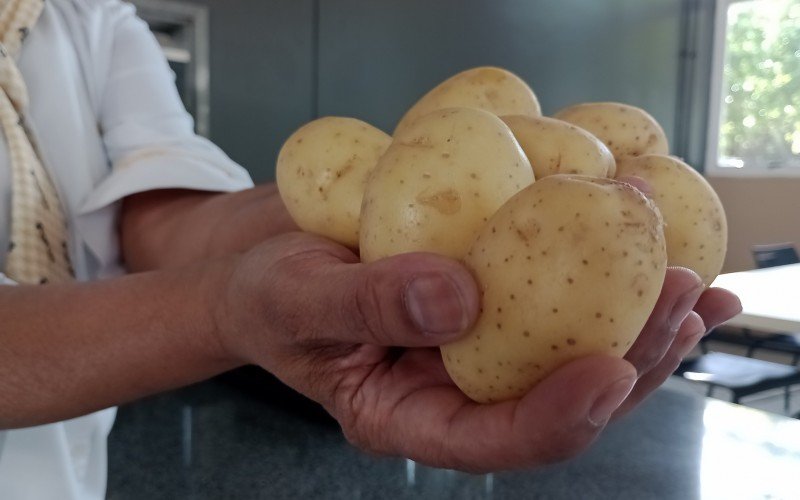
665,339 -> 800,418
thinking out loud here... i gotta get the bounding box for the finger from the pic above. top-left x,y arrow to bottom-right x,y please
624,267 -> 703,375
693,287 -> 742,332
616,175 -> 653,197
613,311 -> 706,419
280,250 -> 481,348
376,355 -> 636,472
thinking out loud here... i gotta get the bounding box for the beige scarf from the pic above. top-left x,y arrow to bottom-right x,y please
2,0 -> 74,284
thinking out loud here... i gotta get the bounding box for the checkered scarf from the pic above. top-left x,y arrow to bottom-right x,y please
2,0 -> 74,284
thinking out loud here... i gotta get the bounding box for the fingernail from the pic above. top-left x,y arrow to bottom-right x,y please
405,273 -> 470,335
668,285 -> 704,332
589,376 -> 636,427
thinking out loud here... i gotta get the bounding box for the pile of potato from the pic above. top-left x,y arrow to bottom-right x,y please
276,67 -> 727,404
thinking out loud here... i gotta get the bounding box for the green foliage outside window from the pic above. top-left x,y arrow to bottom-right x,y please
720,0 -> 800,168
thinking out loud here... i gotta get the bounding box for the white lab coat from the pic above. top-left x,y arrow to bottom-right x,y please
0,0 -> 253,498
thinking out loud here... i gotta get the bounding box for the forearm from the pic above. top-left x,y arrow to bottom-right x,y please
0,257 -> 240,429
121,183 -> 297,272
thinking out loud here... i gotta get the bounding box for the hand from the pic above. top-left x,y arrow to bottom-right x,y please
614,269 -> 742,417
214,233 -> 741,473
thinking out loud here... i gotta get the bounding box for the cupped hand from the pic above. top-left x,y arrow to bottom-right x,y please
214,233 -> 741,473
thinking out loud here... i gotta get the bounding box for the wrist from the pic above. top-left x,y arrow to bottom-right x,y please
198,254 -> 248,369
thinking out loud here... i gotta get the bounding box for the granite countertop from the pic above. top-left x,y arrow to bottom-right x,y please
107,368 -> 800,499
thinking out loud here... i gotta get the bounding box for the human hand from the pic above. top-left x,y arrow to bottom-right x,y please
213,233 -> 741,472
614,270 -> 741,417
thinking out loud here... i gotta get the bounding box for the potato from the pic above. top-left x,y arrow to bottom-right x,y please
276,117 -> 391,247
393,66 -> 542,137
553,102 -> 669,160
615,154 -> 727,286
501,115 -> 616,178
360,107 -> 534,262
441,175 -> 667,403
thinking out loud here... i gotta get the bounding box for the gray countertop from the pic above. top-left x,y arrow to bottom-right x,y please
107,369 -> 800,500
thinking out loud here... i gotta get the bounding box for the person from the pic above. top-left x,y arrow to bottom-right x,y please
0,0 -> 742,498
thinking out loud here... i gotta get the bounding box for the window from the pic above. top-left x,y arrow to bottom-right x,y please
706,0 -> 800,176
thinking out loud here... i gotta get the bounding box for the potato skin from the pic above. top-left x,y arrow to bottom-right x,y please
441,175 -> 667,404
276,117 -> 391,247
616,154 -> 728,286
360,108 -> 534,262
501,115 -> 616,178
394,66 -> 542,137
554,102 -> 669,160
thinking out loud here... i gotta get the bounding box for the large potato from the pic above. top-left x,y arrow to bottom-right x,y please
441,175 -> 667,404
276,117 -> 391,247
554,102 -> 669,160
360,108 -> 534,262
616,154 -> 727,286
501,115 -> 616,178
393,67 -> 541,137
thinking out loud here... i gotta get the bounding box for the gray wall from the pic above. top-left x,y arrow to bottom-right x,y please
176,0 -> 714,182
318,0 -> 684,138
181,0 -> 315,182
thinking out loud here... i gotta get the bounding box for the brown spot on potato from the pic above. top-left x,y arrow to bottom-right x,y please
416,188 -> 461,215
401,136 -> 435,148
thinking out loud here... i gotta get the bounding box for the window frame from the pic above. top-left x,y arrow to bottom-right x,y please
705,0 -> 800,178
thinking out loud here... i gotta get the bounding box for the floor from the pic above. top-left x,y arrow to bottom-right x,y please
665,337 -> 800,418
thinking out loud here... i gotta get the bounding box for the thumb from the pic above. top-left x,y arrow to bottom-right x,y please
305,252 -> 481,347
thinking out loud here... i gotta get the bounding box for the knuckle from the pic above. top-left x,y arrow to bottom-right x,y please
343,273 -> 390,344
638,348 -> 669,375
628,329 -> 677,375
